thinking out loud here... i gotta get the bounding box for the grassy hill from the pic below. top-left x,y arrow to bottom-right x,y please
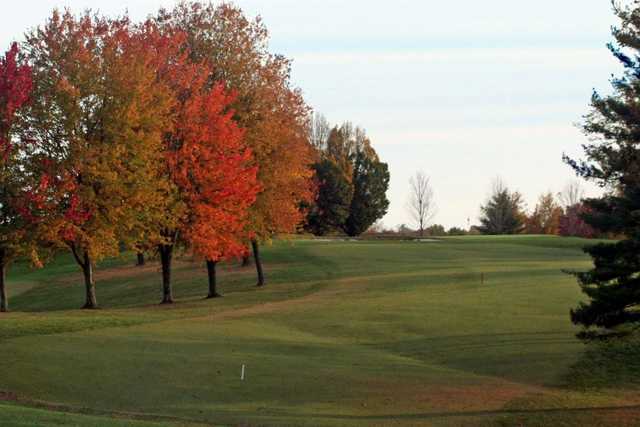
1,236 -> 639,426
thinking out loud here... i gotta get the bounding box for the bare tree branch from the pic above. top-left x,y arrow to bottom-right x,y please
406,171 -> 436,236
558,180 -> 585,208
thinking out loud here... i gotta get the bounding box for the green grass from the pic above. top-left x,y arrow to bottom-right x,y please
0,402 -> 200,426
1,236 -> 639,426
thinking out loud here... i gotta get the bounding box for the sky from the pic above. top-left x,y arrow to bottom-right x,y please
0,1 -> 625,229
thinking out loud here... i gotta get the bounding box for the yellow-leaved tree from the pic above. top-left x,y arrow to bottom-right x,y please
18,11 -> 175,308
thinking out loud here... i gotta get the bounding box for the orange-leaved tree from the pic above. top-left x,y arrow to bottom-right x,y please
156,2 -> 315,287
0,42 -> 34,312
18,11 -> 175,308
172,80 -> 259,298
144,23 -> 259,303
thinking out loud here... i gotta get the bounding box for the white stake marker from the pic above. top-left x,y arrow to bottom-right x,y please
241,364 -> 245,381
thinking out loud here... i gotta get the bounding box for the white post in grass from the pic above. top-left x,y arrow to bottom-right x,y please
241,364 -> 245,381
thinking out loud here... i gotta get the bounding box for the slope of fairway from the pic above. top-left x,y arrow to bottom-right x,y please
1,236 -> 639,426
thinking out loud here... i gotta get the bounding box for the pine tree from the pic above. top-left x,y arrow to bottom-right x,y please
478,180 -> 526,235
565,2 -> 640,331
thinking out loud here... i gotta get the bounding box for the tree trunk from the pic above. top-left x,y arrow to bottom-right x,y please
136,252 -> 145,267
206,260 -> 222,298
81,251 -> 97,309
0,248 -> 7,313
252,239 -> 265,287
159,244 -> 174,304
241,254 -> 251,267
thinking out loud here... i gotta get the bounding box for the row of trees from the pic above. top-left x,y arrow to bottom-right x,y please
476,179 -> 596,237
402,170 -> 593,238
0,3 -> 332,312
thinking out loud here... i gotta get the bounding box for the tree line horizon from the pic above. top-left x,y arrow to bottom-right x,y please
389,175 -> 596,238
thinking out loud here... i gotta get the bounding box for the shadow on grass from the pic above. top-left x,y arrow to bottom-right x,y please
371,331 -> 581,386
565,333 -> 640,390
297,405 -> 640,421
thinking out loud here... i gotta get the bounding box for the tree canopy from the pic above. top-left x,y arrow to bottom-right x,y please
18,12 -> 176,308
306,118 -> 390,236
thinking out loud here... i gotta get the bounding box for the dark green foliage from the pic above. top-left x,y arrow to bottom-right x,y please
305,159 -> 353,236
425,224 -> 446,236
565,3 -> 640,332
566,334 -> 640,389
343,150 -> 390,237
478,184 -> 526,235
447,226 -> 467,236
306,120 -> 390,236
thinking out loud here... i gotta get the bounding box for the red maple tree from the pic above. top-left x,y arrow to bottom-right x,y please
0,42 -> 33,312
144,24 -> 259,302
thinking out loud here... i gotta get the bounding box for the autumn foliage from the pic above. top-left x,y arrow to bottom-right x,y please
0,43 -> 31,158
17,12 -> 177,308
0,43 -> 33,311
170,80 -> 258,264
149,30 -> 260,301
156,3 -> 315,286
0,2 -> 347,309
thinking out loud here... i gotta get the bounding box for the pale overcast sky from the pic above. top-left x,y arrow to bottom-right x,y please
1,1 -> 623,229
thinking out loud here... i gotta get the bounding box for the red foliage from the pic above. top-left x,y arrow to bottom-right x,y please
164,52 -> 260,262
559,203 -> 596,238
0,43 -> 32,160
18,165 -> 92,244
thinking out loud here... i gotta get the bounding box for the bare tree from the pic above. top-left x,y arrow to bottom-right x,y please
308,112 -> 331,151
407,171 -> 436,236
558,181 -> 585,208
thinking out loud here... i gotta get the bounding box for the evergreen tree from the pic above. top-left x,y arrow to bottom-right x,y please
343,150 -> 390,237
478,181 -> 526,235
565,2 -> 640,331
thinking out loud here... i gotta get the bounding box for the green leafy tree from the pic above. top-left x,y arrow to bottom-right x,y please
478,179 -> 526,235
306,159 -> 353,236
308,120 -> 389,236
447,227 -> 467,236
343,149 -> 390,236
564,2 -> 640,332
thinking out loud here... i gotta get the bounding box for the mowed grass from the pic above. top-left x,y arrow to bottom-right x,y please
1,236 -> 640,426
